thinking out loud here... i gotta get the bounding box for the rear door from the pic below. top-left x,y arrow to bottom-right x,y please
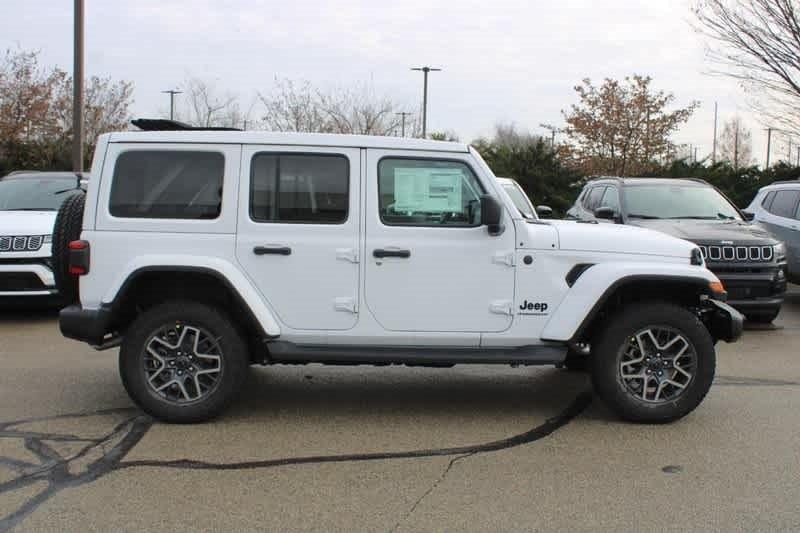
236,146 -> 361,331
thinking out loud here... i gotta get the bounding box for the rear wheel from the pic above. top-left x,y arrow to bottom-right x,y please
590,302 -> 715,423
51,192 -> 85,305
119,301 -> 249,423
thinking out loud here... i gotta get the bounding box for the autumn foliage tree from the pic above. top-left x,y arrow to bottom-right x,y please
0,48 -> 133,172
562,75 -> 698,176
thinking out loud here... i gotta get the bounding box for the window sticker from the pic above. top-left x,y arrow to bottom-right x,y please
393,168 -> 464,213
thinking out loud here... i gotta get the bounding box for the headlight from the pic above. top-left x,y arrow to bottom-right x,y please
43,234 -> 52,244
774,242 -> 786,261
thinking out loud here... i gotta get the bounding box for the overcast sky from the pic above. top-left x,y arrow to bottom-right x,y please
1,0 -> 787,164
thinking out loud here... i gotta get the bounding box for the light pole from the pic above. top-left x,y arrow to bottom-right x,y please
712,101 -> 718,165
765,127 -> 773,168
162,89 -> 182,121
411,66 -> 441,138
72,0 -> 84,172
395,111 -> 412,137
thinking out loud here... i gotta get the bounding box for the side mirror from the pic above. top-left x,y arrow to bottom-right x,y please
536,205 -> 553,218
594,206 -> 618,221
480,194 -> 504,235
742,211 -> 755,222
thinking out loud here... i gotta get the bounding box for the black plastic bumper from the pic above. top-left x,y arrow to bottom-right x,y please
59,304 -> 112,345
704,298 -> 744,343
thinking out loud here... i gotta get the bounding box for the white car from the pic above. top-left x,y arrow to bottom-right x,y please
54,120 -> 742,423
0,171 -> 85,303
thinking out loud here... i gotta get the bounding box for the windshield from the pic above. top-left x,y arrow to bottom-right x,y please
623,184 -> 742,221
0,177 -> 79,211
502,183 -> 537,219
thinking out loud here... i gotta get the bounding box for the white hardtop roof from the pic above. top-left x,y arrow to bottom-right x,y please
106,130 -> 470,153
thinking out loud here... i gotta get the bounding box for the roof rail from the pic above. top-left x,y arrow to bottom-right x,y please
131,118 -> 242,132
765,179 -> 800,186
587,175 -> 622,182
4,170 -> 41,176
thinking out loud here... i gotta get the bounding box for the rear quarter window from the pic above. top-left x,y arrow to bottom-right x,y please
768,190 -> 800,219
109,150 -> 224,219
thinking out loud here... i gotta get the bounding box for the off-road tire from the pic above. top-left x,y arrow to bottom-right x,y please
119,301 -> 249,423
590,302 -> 716,424
52,192 -> 86,305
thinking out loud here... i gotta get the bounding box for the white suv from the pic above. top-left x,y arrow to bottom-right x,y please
55,122 -> 743,423
0,171 -> 85,303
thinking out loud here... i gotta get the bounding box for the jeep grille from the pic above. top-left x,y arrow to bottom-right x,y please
0,235 -> 44,252
698,245 -> 773,262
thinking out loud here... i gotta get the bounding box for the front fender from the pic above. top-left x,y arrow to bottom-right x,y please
540,261 -> 718,342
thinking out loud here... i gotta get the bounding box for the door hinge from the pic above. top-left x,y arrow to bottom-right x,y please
492,251 -> 516,267
336,248 -> 359,263
489,300 -> 513,316
334,297 -> 358,313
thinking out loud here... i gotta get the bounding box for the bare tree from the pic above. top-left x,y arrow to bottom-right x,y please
258,77 -> 414,136
718,116 -> 754,169
562,75 -> 698,176
258,78 -> 329,132
693,0 -> 800,133
176,77 -> 242,128
52,76 -> 134,143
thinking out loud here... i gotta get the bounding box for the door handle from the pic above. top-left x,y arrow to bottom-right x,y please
254,245 -> 292,256
373,248 -> 411,259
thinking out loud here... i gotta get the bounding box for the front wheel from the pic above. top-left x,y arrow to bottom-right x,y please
590,302 -> 716,423
119,301 -> 249,423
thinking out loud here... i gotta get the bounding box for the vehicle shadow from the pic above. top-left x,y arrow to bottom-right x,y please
0,306 -> 59,322
230,365 -> 593,422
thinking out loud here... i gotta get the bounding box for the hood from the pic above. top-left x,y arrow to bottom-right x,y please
0,211 -> 58,236
547,220 -> 696,258
626,218 -> 779,246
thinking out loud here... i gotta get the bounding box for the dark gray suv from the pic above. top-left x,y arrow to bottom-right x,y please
567,177 -> 788,323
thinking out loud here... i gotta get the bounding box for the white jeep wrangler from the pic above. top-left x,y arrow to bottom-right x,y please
55,121 -> 743,423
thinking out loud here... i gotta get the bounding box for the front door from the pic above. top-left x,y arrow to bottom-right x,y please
236,146 -> 360,331
363,150 -> 516,333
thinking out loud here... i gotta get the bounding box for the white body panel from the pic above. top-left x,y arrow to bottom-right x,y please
235,145 -> 361,331
0,211 -> 57,236
75,131 -> 721,350
363,149 -> 517,334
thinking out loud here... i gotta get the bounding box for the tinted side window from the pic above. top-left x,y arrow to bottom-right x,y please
250,154 -> 349,224
378,158 -> 484,227
768,190 -> 800,218
761,191 -> 776,209
585,187 -> 606,210
110,151 -> 224,219
600,187 -> 620,211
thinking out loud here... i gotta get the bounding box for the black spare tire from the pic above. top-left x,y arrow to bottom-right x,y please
52,192 -> 86,305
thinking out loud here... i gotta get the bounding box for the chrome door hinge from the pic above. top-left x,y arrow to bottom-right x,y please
489,300 -> 513,316
492,251 -> 516,267
336,248 -> 359,263
334,297 -> 358,313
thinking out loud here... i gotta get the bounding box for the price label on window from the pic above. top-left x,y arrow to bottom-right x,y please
393,168 -> 463,213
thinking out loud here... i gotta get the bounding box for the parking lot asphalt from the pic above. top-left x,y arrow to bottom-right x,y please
1,288 -> 799,532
